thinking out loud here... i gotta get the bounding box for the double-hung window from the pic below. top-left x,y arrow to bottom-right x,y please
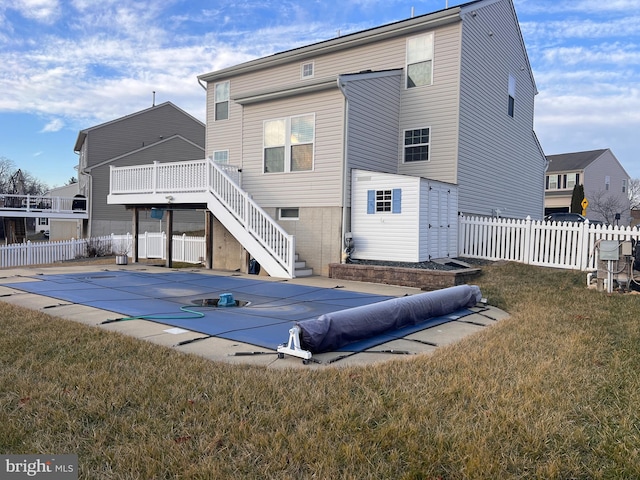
406,33 -> 434,88
214,81 -> 229,121
404,127 -> 430,162
264,114 -> 314,173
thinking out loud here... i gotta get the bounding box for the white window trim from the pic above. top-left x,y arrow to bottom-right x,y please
212,150 -> 229,164
263,113 -> 315,174
301,61 -> 314,79
214,81 -> 230,121
405,32 -> 434,89
402,126 -> 431,163
278,208 -> 300,220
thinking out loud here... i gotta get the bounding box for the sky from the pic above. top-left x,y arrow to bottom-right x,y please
0,0 -> 639,189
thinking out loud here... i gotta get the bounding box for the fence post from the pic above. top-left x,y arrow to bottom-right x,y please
523,216 -> 532,265
578,221 -> 590,271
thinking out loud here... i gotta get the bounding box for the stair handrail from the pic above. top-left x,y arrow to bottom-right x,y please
206,160 -> 295,278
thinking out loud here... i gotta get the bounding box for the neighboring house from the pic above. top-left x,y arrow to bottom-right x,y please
545,149 -> 631,225
110,0 -> 546,275
43,183 -> 80,240
75,102 -> 206,237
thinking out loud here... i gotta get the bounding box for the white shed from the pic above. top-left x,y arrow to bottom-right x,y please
350,169 -> 458,262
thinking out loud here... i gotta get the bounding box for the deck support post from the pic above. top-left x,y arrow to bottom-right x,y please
205,210 -> 213,269
132,208 -> 139,263
165,209 -> 173,268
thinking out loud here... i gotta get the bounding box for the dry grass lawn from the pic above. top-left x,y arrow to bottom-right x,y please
1,262 -> 640,479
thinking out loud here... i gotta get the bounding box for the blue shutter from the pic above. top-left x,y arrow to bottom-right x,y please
367,190 -> 375,214
392,188 -> 402,214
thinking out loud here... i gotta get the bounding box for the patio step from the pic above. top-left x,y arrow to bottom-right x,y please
294,255 -> 313,277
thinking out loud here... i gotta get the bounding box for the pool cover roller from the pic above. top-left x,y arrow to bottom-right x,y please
297,284 -> 482,354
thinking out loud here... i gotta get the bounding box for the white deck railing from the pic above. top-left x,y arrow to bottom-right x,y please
0,194 -> 88,217
459,215 -> 640,271
110,159 -> 295,278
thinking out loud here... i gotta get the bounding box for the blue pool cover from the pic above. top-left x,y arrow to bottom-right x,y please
6,271 -> 473,353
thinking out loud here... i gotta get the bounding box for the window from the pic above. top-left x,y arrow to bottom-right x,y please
214,81 -> 229,121
264,114 -> 314,173
376,190 -> 392,212
404,127 -> 430,162
213,150 -> 228,164
545,173 -> 579,190
367,189 -> 402,214
279,208 -> 299,220
301,62 -> 314,79
406,33 -> 433,88
605,175 -> 610,191
622,179 -> 627,193
508,74 -> 516,117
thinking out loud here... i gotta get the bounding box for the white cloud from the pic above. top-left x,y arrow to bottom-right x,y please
11,0 -> 61,23
40,118 -> 64,132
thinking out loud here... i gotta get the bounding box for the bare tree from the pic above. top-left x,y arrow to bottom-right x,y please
629,178 -> 640,211
588,190 -> 627,225
0,157 -> 49,195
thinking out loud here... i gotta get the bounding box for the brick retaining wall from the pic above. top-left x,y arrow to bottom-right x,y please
329,263 -> 481,290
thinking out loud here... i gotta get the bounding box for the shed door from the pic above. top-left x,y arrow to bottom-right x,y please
427,185 -> 454,259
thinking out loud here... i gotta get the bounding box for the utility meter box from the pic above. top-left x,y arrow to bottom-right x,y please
599,240 -> 620,261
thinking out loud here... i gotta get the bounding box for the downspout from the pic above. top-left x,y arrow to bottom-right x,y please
337,76 -> 350,263
74,148 -> 93,238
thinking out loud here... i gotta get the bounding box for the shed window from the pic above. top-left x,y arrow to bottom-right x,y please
406,33 -> 433,88
214,81 -> 229,121
367,189 -> 402,214
404,128 -> 430,162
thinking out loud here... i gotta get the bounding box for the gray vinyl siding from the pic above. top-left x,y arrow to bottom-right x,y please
340,72 -> 402,207
398,22 -> 462,184
342,73 -> 402,174
239,88 -> 345,207
83,103 -> 205,168
457,0 -> 545,219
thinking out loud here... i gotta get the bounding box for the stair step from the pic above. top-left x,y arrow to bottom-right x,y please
295,268 -> 313,278
294,261 -> 307,269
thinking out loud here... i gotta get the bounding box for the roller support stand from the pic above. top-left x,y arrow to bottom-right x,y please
277,325 -> 313,363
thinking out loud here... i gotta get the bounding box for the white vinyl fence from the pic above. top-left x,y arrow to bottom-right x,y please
3,219 -> 638,271
111,232 -> 206,263
0,233 -> 206,269
459,215 -> 640,271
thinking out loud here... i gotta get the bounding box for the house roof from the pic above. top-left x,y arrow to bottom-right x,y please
545,149 -> 608,173
73,101 -> 204,153
198,0 -> 489,83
